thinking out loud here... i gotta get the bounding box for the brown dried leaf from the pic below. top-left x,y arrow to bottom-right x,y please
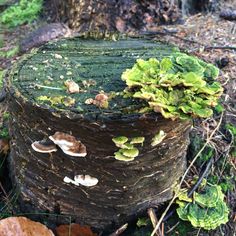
0,217 -> 54,236
0,139 -> 9,155
55,224 -> 97,236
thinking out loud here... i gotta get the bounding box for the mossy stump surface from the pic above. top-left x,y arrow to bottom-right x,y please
6,38 -> 191,230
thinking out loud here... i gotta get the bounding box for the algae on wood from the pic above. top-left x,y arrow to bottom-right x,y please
6,38 -> 191,230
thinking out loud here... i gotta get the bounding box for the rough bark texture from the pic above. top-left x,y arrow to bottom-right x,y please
50,0 -> 181,32
6,38 -> 191,230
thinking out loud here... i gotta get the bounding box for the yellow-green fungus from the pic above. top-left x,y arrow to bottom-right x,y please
151,130 -> 166,147
112,136 -> 129,147
120,148 -> 139,158
114,151 -> 135,162
130,137 -> 145,145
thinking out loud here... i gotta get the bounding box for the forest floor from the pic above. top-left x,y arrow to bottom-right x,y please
0,6 -> 236,236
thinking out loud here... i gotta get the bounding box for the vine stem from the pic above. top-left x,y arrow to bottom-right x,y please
150,113 -> 224,236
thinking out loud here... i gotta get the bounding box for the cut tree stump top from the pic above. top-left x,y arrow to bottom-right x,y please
11,37 -> 178,120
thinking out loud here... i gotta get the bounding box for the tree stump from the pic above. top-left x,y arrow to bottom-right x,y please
51,0 -> 180,32
6,38 -> 191,230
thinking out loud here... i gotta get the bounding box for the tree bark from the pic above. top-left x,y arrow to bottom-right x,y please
50,0 -> 181,32
6,38 -> 191,230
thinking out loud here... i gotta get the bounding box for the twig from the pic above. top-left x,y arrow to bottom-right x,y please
109,223 -> 128,236
205,46 -> 236,50
34,83 -> 64,90
148,208 -> 162,236
165,221 -> 180,234
150,113 -> 224,236
187,157 -> 214,197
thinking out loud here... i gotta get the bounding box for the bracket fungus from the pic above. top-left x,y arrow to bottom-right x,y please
112,136 -> 144,161
31,140 -> 57,153
121,53 -> 223,120
151,130 -> 166,147
74,175 -> 99,187
49,132 -> 87,157
63,176 -> 80,186
64,175 -> 98,187
112,136 -> 129,148
130,137 -> 145,145
176,185 -> 229,230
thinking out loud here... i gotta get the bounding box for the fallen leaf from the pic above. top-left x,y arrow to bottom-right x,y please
0,139 -> 9,155
55,224 -> 97,236
0,217 -> 54,236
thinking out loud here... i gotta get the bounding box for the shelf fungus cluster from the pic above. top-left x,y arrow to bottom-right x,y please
63,175 -> 99,187
176,185 -> 229,230
112,136 -> 145,162
31,132 -> 87,157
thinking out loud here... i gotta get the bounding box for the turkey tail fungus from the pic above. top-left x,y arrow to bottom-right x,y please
6,38 -> 191,230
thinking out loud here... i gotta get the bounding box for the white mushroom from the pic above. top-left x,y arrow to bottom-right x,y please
49,132 -> 87,157
74,175 -> 99,187
63,176 -> 80,186
31,140 -> 57,153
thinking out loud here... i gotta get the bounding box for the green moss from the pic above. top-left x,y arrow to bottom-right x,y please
226,123 -> 236,137
176,185 -> 229,230
0,0 -> 43,27
0,70 -> 4,89
36,95 -> 75,107
122,53 -> 223,120
0,45 -> 19,58
0,127 -> 9,138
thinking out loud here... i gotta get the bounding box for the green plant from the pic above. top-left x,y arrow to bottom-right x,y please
121,53 -> 223,120
226,123 -> 236,137
0,0 -> 43,27
0,127 -> 9,138
176,185 -> 229,230
226,123 -> 236,157
0,70 -> 4,89
0,45 -> 19,58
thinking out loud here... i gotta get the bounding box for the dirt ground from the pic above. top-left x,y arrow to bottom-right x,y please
0,4 -> 236,236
